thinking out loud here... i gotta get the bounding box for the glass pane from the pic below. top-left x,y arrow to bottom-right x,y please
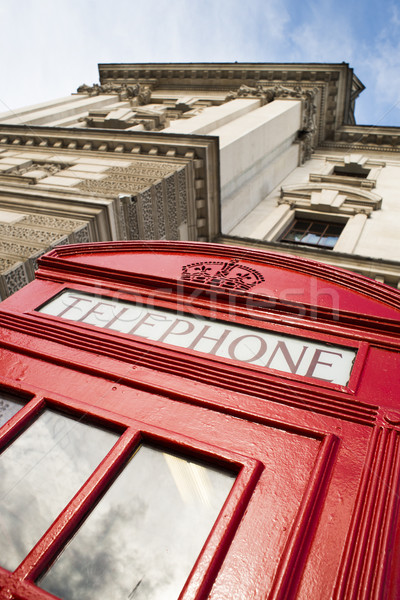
0,411 -> 118,571
302,232 -> 321,245
284,229 -> 302,242
309,222 -> 325,233
326,224 -> 343,235
39,445 -> 236,600
319,235 -> 339,248
0,392 -> 24,427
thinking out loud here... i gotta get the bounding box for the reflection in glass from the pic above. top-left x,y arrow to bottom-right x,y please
0,392 -> 24,428
0,411 -> 118,571
39,445 -> 236,600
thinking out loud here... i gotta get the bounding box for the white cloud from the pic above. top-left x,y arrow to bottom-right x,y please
0,0 -> 400,125
352,3 -> 400,125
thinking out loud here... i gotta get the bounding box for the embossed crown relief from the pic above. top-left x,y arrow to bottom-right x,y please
181,259 -> 265,291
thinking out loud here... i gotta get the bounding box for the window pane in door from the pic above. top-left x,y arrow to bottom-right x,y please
39,445 -> 236,600
0,392 -> 24,427
0,410 -> 118,571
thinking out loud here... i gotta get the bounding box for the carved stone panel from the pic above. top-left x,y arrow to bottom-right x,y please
75,160 -> 177,195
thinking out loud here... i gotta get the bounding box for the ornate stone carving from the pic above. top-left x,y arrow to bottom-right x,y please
178,169 -> 188,222
154,182 -> 166,239
51,236 -> 69,247
165,174 -> 178,238
75,161 -> 177,195
126,198 -> 140,239
77,82 -> 152,105
23,214 -> 87,230
0,223 -> 63,245
6,161 -> 70,177
0,257 -> 19,273
74,226 -> 90,244
140,189 -> 155,239
3,263 -> 28,294
225,83 -> 304,105
0,212 -> 86,248
0,240 -> 42,257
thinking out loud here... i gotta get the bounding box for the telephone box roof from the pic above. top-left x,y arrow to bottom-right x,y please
35,241 -> 400,324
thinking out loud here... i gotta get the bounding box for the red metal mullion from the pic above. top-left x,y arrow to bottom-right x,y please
179,457 -> 263,600
269,433 -> 339,599
0,396 -> 44,450
1,579 -> 57,600
5,428 -> 261,600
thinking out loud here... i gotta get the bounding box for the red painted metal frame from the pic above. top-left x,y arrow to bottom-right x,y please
31,281 -> 368,394
1,241 -> 400,599
0,385 -> 262,600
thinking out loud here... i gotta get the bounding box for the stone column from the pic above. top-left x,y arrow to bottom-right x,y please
215,99 -> 302,232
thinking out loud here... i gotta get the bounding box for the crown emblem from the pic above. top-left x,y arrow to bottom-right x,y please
181,259 -> 264,291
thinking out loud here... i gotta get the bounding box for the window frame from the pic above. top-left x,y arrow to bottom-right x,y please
0,383 -> 261,600
30,279 -> 367,394
278,216 -> 345,249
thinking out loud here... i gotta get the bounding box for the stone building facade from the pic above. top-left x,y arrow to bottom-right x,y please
1,62 -> 399,297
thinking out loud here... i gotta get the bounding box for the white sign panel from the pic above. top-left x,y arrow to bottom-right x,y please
39,290 -> 356,385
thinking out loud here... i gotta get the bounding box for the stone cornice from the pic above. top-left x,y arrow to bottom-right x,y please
98,62 -> 357,90
98,62 -> 362,143
0,124 -> 219,158
0,124 -> 221,244
322,125 -> 400,152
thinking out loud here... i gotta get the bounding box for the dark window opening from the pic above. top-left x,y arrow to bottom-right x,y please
280,219 -> 344,249
333,164 -> 370,179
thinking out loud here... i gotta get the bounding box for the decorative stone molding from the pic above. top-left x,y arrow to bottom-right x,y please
4,161 -> 70,181
309,155 -> 384,189
77,82 -> 153,105
99,62 -> 363,145
278,183 -> 382,215
323,126 -> 400,152
2,262 -> 28,297
0,125 -> 215,162
116,167 -> 192,242
75,160 -> 179,195
225,83 -> 307,104
23,213 -> 87,231
0,124 -> 221,249
0,210 -> 92,298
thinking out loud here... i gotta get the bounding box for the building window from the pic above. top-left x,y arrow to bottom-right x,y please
332,164 -> 370,179
279,218 -> 344,249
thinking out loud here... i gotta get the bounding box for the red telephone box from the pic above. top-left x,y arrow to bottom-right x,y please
0,240 -> 400,600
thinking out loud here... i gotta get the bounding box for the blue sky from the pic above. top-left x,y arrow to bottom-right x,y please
1,0 -> 400,126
